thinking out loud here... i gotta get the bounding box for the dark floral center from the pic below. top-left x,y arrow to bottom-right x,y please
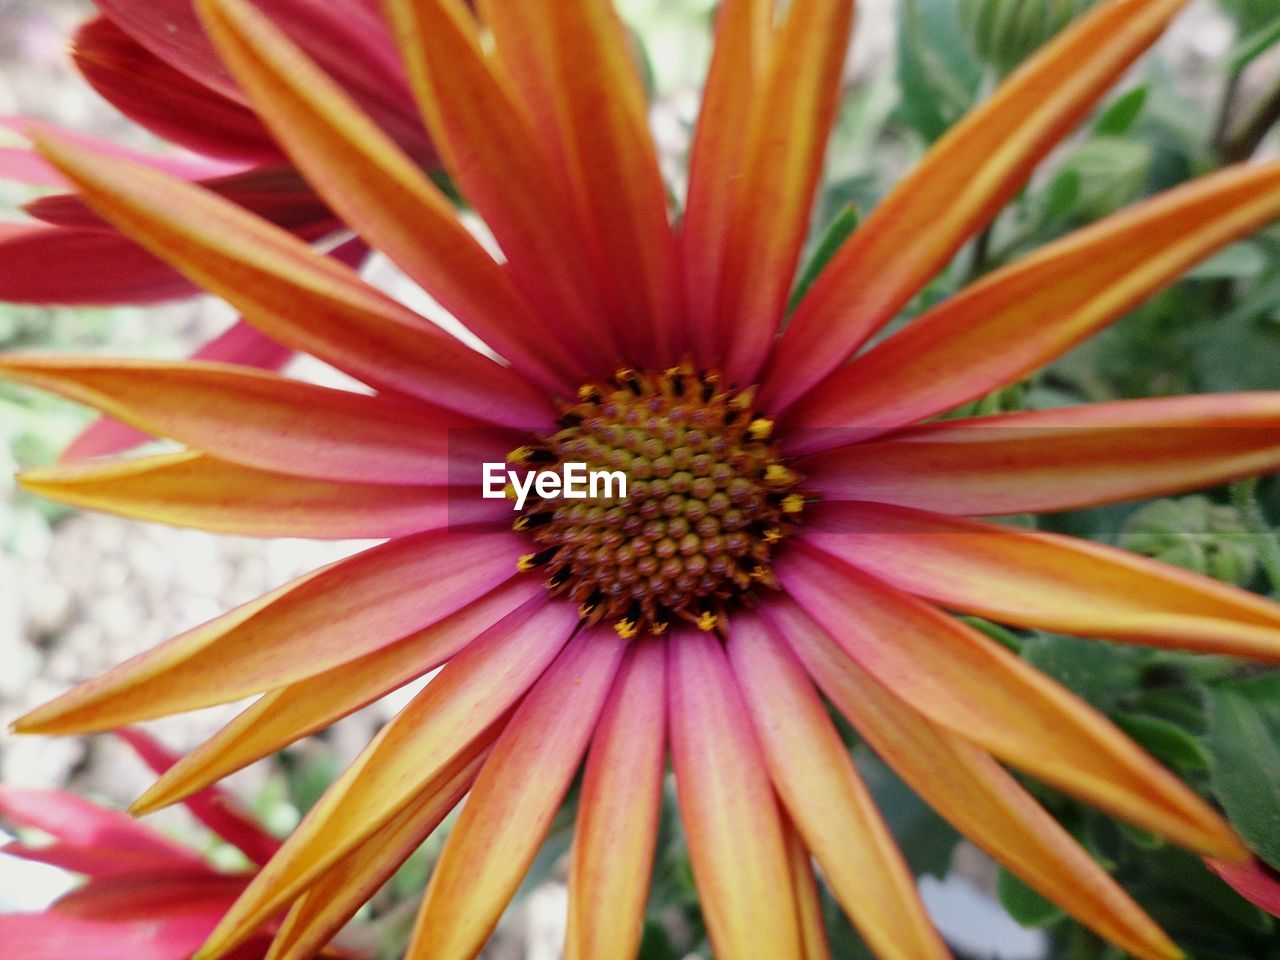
513,363 -> 808,637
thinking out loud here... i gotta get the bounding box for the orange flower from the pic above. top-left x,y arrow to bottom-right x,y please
4,1 -> 1280,958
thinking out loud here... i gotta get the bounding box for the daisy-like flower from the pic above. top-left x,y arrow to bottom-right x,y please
5,0 -> 1280,958
0,730 -> 352,960
1,0 -> 438,460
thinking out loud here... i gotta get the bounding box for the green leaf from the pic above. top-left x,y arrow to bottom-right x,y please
897,0 -> 982,143
1207,685 -> 1280,869
1041,168 -> 1082,223
1186,242 -> 1269,280
1226,12 -> 1280,74
1112,711 -> 1211,772
1020,634 -> 1143,712
1093,86 -> 1149,137
997,867 -> 1065,928
789,204 -> 860,313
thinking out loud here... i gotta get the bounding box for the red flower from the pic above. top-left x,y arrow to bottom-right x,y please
0,730 -> 349,960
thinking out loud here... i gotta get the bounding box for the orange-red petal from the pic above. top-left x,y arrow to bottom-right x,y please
479,0 -> 682,364
131,580 -> 539,814
716,0 -> 854,384
33,133 -> 553,430
13,530 -> 524,734
194,598 -> 578,960
407,626 -> 627,960
682,0 -> 772,362
384,0 -> 620,371
668,629 -> 803,959
771,598 -> 1182,960
565,638 -> 667,960
198,0 -> 586,392
786,159 -> 1280,453
804,393 -> 1280,514
805,501 -> 1280,660
764,0 -> 1189,412
779,544 -> 1245,858
728,613 -> 949,960
265,748 -> 488,960
18,451 -> 503,539
0,356 -> 509,486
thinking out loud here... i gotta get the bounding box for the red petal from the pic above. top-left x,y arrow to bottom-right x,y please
0,223 -> 195,305
73,17 -> 279,163
115,729 -> 280,867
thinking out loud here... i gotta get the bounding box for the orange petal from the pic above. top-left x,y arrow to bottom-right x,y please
194,598 -> 578,960
805,501 -> 1280,660
786,159 -> 1280,453
716,0 -> 855,384
682,0 -> 772,361
565,638 -> 666,960
479,0 -> 682,364
198,0 -> 587,392
132,580 -> 539,814
407,626 -> 627,960
804,393 -> 1280,514
764,0 -> 1189,412
18,451 -> 503,538
727,613 -> 949,960
0,355 -> 512,486
13,530 -> 525,734
265,747 -> 489,960
33,133 -> 554,430
779,544 -> 1245,858
782,815 -> 833,960
383,0 -> 621,370
668,629 -> 803,959
772,597 -> 1183,960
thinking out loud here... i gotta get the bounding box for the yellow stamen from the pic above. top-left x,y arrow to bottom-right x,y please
763,527 -> 783,543
615,618 -> 639,639
782,494 -> 806,514
748,417 -> 774,440
513,516 -> 530,531
504,482 -> 517,501
507,446 -> 533,464
764,464 -> 797,487
650,621 -> 670,636
696,611 -> 718,632
578,602 -> 595,618
517,553 -> 539,572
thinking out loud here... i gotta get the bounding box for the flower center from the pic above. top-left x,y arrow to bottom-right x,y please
512,364 -> 807,637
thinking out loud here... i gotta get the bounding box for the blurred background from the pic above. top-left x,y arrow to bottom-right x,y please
2,0 -> 1280,957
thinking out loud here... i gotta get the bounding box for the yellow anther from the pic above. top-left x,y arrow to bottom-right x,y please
748,418 -> 774,441
517,553 -> 539,572
504,482 -> 517,501
577,384 -> 597,401
615,618 -> 639,639
749,565 -> 769,581
696,611 -> 718,632
508,446 -> 534,464
782,494 -> 806,515
512,516 -> 530,531
650,621 -> 670,636
762,527 -> 783,544
764,464 -> 797,487
578,602 -> 596,618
